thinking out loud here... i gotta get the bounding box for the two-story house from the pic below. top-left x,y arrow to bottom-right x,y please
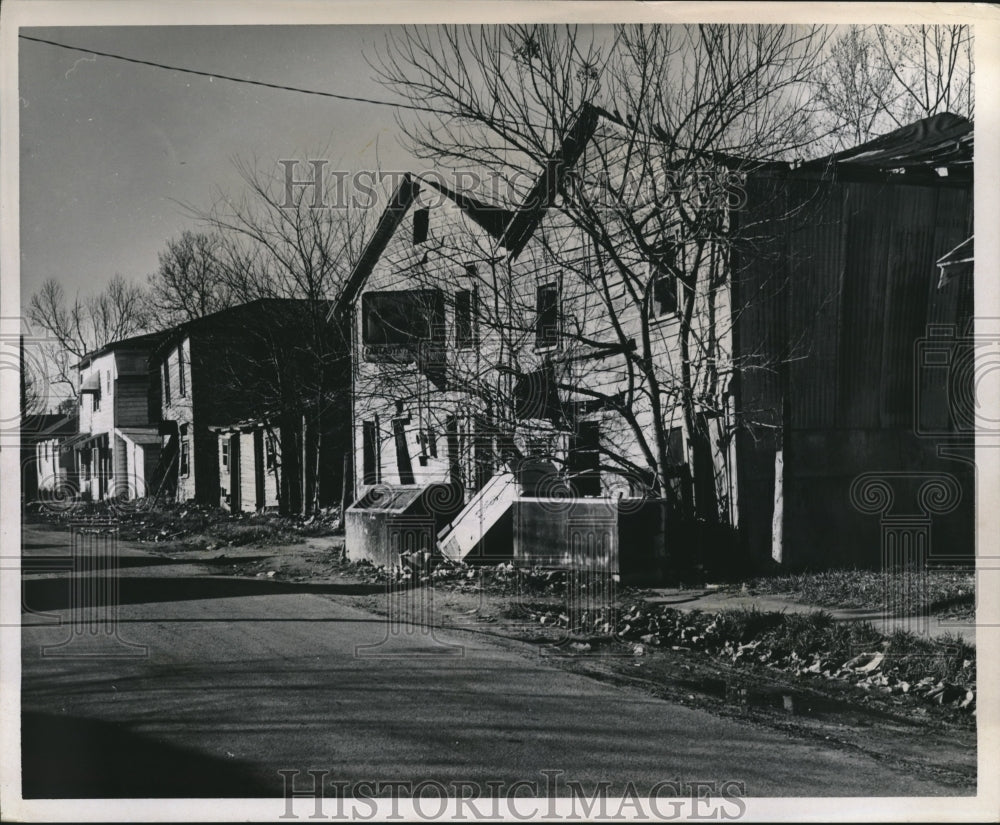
150,299 -> 346,515
70,331 -> 166,501
346,108 -> 974,576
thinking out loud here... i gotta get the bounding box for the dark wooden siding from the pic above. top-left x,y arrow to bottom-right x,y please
733,172 -> 973,568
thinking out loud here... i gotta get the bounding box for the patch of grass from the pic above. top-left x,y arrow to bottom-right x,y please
737,567 -> 974,618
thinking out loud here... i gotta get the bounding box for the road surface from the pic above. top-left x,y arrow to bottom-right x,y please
18,520 -> 966,799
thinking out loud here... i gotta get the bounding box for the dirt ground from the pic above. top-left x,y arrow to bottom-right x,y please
146,533 -> 976,793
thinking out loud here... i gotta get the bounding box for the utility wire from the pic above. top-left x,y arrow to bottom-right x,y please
19,33 -> 441,114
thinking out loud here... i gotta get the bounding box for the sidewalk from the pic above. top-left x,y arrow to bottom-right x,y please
643,588 -> 977,644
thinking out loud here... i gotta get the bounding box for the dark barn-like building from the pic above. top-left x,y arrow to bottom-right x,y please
150,299 -> 349,514
732,113 -> 974,570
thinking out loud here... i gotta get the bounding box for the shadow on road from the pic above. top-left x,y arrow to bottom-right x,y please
22,575 -> 386,612
22,710 -> 276,797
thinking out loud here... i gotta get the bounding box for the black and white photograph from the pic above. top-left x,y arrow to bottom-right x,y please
1,2 -> 997,821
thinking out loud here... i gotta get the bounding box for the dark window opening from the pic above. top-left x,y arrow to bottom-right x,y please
363,290 -> 444,346
221,439 -> 229,469
650,247 -> 683,319
162,361 -> 171,405
535,282 -> 559,348
413,207 -> 430,244
180,438 -> 190,477
455,288 -> 477,348
362,420 -> 378,485
569,420 -> 601,497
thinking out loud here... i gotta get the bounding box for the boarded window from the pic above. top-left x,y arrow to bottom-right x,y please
413,207 -> 430,244
455,288 -> 477,348
535,282 -> 559,348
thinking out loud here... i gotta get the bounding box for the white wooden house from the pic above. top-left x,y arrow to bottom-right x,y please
70,332 -> 165,501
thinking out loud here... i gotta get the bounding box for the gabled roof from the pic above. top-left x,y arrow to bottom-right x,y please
422,177 -> 516,242
340,108 -> 974,305
333,173 -> 421,321
77,330 -> 167,370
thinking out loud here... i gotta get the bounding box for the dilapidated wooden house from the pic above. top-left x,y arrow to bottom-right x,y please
345,109 -> 974,576
149,299 -> 348,515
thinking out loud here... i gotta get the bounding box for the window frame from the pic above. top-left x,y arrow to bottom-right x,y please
648,262 -> 686,322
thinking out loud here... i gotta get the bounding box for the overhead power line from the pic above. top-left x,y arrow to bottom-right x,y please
19,33 -> 439,114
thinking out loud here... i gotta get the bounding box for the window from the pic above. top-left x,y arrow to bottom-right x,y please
413,207 -> 429,244
455,287 -> 477,348
362,420 -> 379,484
651,271 -> 681,318
265,434 -> 278,471
535,282 -> 559,348
569,421 -> 602,497
649,243 -> 684,320
105,370 -> 110,393
177,345 -> 186,397
362,290 -> 445,352
221,439 -> 229,470
180,438 -> 190,477
162,360 -> 171,405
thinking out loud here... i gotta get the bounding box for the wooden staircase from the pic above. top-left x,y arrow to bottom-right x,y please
437,471 -> 518,561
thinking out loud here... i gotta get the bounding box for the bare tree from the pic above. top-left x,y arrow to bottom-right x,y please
369,24 -> 831,534
183,157 -> 371,514
147,230 -> 234,325
27,274 -> 154,394
813,24 -> 973,150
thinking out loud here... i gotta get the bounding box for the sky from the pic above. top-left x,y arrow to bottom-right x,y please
18,25 -> 428,306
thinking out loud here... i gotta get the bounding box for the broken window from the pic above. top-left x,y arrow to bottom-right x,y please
535,282 -> 559,348
649,242 -> 684,320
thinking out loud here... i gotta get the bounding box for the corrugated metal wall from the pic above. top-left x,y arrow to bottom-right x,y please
734,172 -> 973,569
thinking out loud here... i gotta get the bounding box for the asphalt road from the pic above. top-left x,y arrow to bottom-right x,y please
19,521 -> 964,799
